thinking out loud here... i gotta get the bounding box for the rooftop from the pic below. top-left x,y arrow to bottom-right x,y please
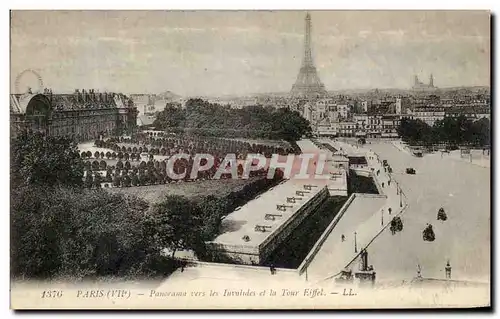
10,91 -> 134,114
211,178 -> 330,248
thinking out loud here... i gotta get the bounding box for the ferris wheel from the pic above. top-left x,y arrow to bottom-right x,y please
14,69 -> 44,95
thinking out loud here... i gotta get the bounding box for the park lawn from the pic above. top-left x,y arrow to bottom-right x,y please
106,177 -> 262,204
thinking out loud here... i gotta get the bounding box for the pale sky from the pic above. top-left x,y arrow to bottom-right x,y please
10,10 -> 490,96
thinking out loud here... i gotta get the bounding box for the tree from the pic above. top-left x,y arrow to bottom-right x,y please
113,175 -> 122,187
149,196 -> 204,258
470,118 -> 490,147
11,185 -> 155,279
84,173 -> 94,189
131,174 -> 139,186
196,195 -> 229,241
139,173 -> 148,186
92,160 -> 100,171
105,169 -> 113,182
99,160 -> 107,171
122,175 -> 131,187
116,161 -> 124,170
94,173 -> 102,188
11,131 -> 84,188
153,103 -> 186,130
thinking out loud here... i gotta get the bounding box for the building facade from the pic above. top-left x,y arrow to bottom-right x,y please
10,88 -> 138,141
410,107 -> 445,126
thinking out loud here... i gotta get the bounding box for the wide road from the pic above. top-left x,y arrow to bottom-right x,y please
365,142 -> 490,283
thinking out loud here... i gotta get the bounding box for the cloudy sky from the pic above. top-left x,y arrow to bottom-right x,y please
11,10 -> 490,96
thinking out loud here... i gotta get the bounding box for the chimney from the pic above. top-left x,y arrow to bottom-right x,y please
75,89 -> 81,102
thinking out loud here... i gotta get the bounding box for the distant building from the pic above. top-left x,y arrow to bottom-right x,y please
337,104 -> 351,119
445,107 -> 490,121
10,89 -> 138,140
410,107 -> 445,126
412,74 -> 437,91
302,102 -> 315,123
338,121 -> 356,137
316,119 -> 337,137
395,98 -> 402,114
361,101 -> 370,113
130,94 -> 157,116
353,114 -> 369,132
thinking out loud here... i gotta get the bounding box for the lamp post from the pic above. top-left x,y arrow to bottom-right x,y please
399,188 -> 403,208
354,231 -> 358,253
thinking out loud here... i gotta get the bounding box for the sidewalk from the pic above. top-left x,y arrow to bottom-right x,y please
302,140 -> 408,282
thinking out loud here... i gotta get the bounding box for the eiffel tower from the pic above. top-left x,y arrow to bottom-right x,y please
290,12 -> 327,99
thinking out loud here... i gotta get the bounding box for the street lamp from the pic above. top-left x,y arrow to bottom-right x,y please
399,188 -> 403,207
354,231 -> 358,253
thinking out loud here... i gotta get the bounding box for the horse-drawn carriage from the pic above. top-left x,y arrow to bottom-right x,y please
423,224 -> 435,242
437,207 -> 447,221
406,168 -> 416,174
390,217 -> 403,235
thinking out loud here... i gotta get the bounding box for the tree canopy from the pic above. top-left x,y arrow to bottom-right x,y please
398,116 -> 490,148
11,131 -> 84,188
153,99 -> 312,142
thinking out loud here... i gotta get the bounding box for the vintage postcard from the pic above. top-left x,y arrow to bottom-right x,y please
10,10 -> 491,309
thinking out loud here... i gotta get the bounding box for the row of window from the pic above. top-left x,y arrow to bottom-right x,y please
52,116 -> 117,126
51,122 -> 116,136
51,110 -> 117,119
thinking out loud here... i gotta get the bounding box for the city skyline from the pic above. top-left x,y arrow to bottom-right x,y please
11,10 -> 490,96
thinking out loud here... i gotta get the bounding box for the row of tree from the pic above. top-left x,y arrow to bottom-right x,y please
397,116 -> 490,148
109,133 -> 298,157
82,151 -> 151,162
152,100 -> 312,142
84,166 -> 272,189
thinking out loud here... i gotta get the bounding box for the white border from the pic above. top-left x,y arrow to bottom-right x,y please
2,1 -> 498,317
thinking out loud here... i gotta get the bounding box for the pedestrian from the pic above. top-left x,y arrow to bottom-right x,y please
341,234 -> 345,242
445,261 -> 452,279
270,264 -> 276,275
